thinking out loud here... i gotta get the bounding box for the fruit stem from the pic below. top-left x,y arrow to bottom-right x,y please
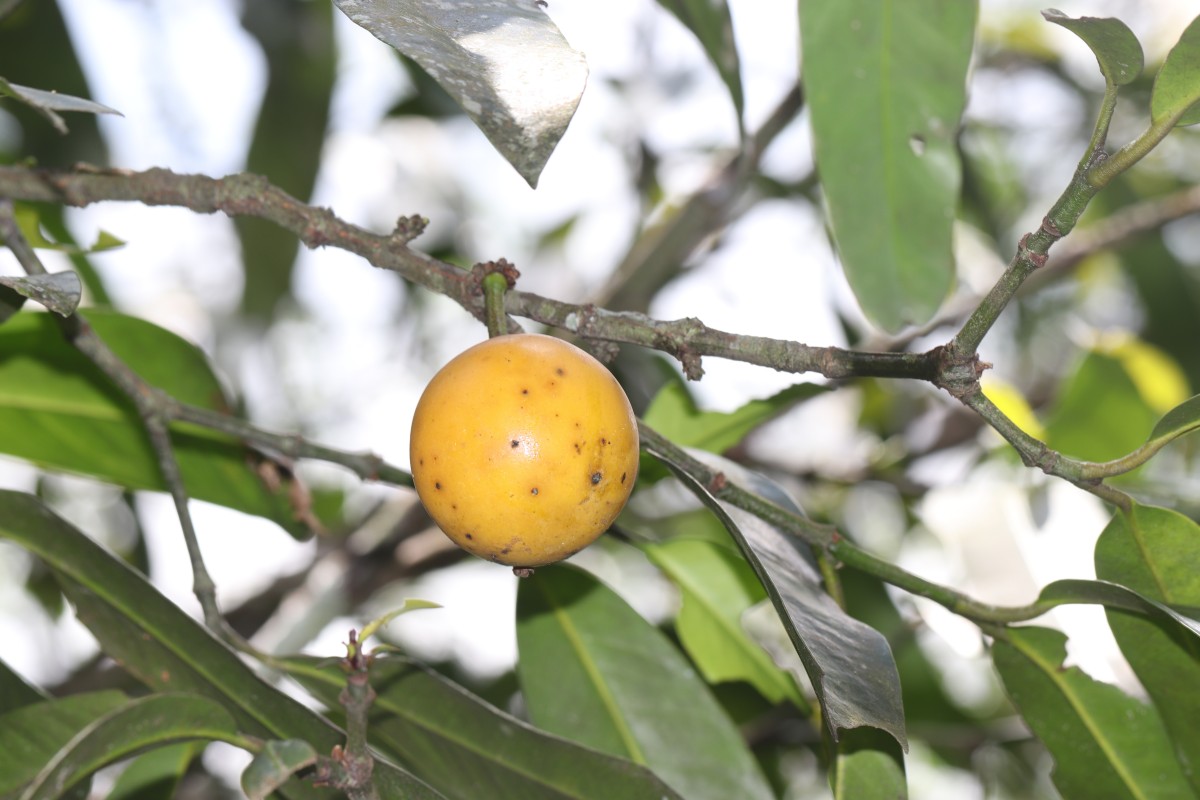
483,271 -> 510,338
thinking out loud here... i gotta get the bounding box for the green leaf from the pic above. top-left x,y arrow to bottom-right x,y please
656,0 -> 743,124
1042,9 -> 1143,87
3,204 -> 124,256
17,693 -> 239,800
0,691 -> 127,797
242,740 -> 320,800
1045,351 -> 1160,462
105,742 -> 204,800
0,657 -> 46,714
1034,579 -> 1200,639
646,446 -> 907,750
992,626 -> 1193,800
1096,505 -> 1200,794
799,0 -> 977,331
643,380 -> 827,454
0,490 -> 444,800
0,273 -> 81,319
831,727 -> 907,799
333,0 -> 586,188
643,538 -> 803,705
0,77 -> 121,134
283,655 -> 684,800
0,310 -> 309,539
1147,393 -> 1200,446
1151,14 -> 1200,127
516,565 -> 773,800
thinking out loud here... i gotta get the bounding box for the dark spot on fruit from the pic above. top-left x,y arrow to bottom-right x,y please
600,437 -> 608,446
501,545 -> 512,554
574,442 -> 582,453
419,458 -> 425,466
511,440 -> 519,448
556,367 -> 565,376
620,472 -> 627,483
451,504 -> 458,510
522,388 -> 529,395
435,481 -> 443,490
465,533 -> 473,540
591,472 -> 602,485
531,487 -> 539,495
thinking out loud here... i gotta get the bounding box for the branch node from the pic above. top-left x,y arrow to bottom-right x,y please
932,344 -> 988,400
390,214 -> 428,245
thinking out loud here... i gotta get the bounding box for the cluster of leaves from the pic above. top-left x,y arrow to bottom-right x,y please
1,1 -> 1200,799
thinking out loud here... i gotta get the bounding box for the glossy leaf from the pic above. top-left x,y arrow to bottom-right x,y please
1151,14 -> 1200,127
0,272 -> 81,320
0,490 -> 443,800
284,655 -> 683,800
516,565 -> 773,800
0,77 -> 121,134
643,380 -> 826,455
800,0 -> 976,331
105,742 -> 204,800
1096,505 -> 1200,794
992,626 -> 1192,800
242,740 -> 319,800
831,727 -> 907,800
1147,393 -> 1200,446
334,0 -> 587,187
643,538 -> 803,705
0,310 -> 309,539
646,446 -> 907,750
657,0 -> 743,123
19,693 -> 239,800
0,691 -> 127,797
1042,9 -> 1143,86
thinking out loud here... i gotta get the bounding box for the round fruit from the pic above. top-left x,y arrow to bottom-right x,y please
409,333 -> 639,567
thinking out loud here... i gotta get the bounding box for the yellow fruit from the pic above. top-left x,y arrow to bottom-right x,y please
409,334 -> 640,567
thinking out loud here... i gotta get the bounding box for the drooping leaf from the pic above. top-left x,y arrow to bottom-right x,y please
656,0 -> 743,125
242,740 -> 320,800
1096,505 -> 1200,794
645,445 -> 907,750
333,0 -> 587,187
0,272 -> 81,320
1151,14 -> 1200,127
1042,9 -> 1143,86
516,565 -> 774,800
0,310 -> 310,539
0,490 -> 444,800
799,0 -> 977,331
18,693 -> 239,800
831,727 -> 907,800
992,626 -> 1193,800
643,538 -> 803,705
0,77 -> 121,134
284,655 -> 684,800
1034,578 -> 1200,639
0,691 -> 127,797
105,742 -> 204,800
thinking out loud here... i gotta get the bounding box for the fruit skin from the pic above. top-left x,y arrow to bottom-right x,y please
410,334 -> 640,567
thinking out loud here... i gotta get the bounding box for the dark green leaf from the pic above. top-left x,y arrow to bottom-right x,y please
799,0 -> 976,331
0,310 -> 309,538
517,565 -> 773,800
643,538 -> 803,705
1042,9 -> 1143,86
1096,505 -> 1200,795
657,0 -> 743,123
643,380 -> 827,455
0,77 -> 121,134
0,272 -> 81,318
1147,393 -> 1200,445
333,0 -> 586,187
1151,14 -> 1200,126
992,626 -> 1192,800
0,490 -> 443,800
831,727 -> 907,799
242,740 -> 319,800
0,690 -> 127,797
105,742 -> 204,800
284,656 -> 684,800
1036,578 -> 1200,640
19,693 -> 239,800
646,446 -> 907,750
0,656 -> 45,714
